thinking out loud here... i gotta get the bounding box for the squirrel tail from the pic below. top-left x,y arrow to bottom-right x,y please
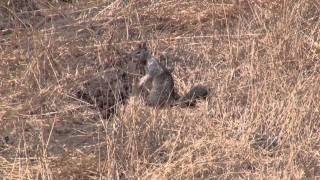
172,85 -> 209,107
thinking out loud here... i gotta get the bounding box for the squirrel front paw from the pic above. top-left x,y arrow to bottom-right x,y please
138,74 -> 151,87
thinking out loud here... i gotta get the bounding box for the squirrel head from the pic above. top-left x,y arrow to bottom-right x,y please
131,42 -> 149,65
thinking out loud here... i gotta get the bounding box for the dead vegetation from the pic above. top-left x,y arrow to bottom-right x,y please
0,0 -> 319,179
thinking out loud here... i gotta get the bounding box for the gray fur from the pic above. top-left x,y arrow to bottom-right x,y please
131,43 -> 208,107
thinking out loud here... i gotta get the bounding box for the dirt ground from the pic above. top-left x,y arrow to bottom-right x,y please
1,0 -> 320,179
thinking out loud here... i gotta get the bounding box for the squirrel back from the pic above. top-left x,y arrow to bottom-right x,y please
131,42 -> 208,107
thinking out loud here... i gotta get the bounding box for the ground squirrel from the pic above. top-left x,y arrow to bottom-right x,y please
131,43 -> 208,107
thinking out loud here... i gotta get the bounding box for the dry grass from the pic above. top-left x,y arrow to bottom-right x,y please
1,0 -> 320,179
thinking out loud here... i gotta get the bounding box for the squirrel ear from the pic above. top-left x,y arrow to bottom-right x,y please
142,41 -> 147,49
138,41 -> 147,49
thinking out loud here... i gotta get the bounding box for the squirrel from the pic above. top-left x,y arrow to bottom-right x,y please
131,42 -> 208,107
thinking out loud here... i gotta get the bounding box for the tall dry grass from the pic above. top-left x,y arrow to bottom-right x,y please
0,0 -> 319,179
